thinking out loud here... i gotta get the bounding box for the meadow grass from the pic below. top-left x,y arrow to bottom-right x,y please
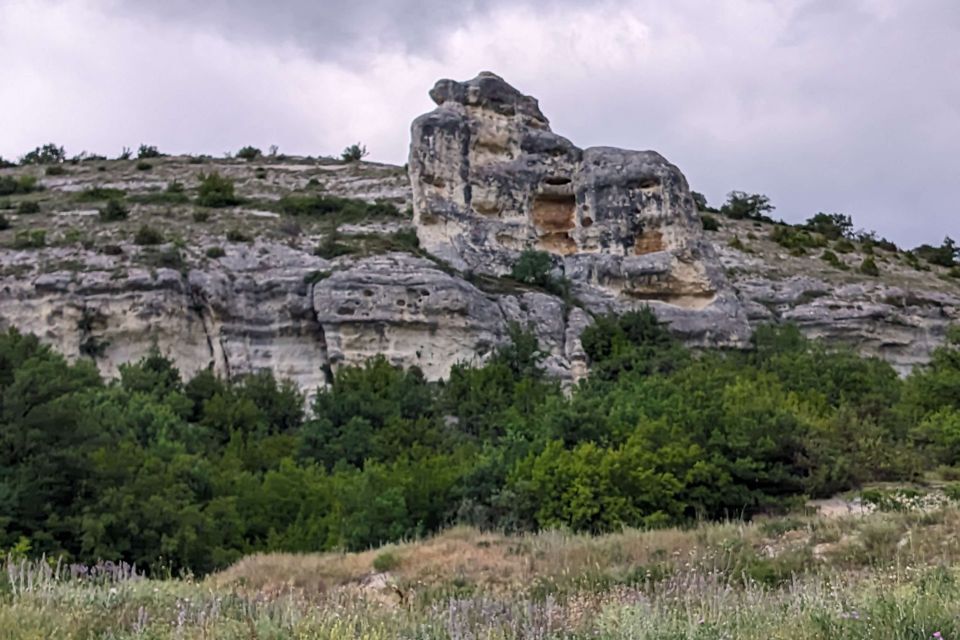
5,504 -> 960,638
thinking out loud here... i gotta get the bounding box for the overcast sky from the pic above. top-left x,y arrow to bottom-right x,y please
1,0 -> 957,246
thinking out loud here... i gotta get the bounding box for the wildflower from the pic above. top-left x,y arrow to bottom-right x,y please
933,633 -> 942,639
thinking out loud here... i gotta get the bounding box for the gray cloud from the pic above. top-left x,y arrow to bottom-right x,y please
1,0 -> 958,247
108,0 -> 537,60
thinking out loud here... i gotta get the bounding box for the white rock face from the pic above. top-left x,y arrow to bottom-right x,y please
0,74 -> 955,393
409,72 -> 752,348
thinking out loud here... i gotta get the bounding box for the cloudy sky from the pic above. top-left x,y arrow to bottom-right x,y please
1,0 -> 957,246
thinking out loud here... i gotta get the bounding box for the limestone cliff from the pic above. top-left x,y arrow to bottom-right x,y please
0,73 -> 955,392
409,72 -> 750,348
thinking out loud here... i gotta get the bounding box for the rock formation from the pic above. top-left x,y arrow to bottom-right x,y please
409,71 -> 750,346
0,73 -> 954,393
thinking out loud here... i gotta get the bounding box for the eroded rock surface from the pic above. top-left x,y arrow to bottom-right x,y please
409,71 -> 751,347
0,73 -> 955,394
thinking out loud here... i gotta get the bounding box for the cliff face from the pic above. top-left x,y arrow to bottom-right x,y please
0,73 -> 956,392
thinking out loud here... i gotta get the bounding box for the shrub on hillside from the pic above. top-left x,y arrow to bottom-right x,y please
17,201 -> 40,215
20,143 -> 66,165
13,229 -> 46,248
237,146 -> 262,161
803,212 -> 853,240
719,191 -> 775,222
700,213 -> 720,231
0,175 -> 41,196
914,237 -> 958,268
278,194 -> 399,221
133,225 -> 164,246
226,228 -> 251,243
860,256 -> 880,276
820,249 -> 847,270
770,225 -> 827,252
98,199 -> 129,222
341,143 -> 369,163
196,172 -> 241,208
137,144 -> 162,159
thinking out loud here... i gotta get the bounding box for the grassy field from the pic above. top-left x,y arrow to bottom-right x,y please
5,493 -> 960,639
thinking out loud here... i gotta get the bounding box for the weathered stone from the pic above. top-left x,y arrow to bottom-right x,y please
409,71 -> 752,347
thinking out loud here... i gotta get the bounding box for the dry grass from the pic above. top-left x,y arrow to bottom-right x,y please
9,504 -> 960,638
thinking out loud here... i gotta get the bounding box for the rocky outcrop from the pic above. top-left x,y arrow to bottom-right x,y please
409,72 -> 751,347
313,252 -> 587,381
0,73 -> 955,395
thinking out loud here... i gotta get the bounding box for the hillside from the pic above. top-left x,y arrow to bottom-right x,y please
1,98 -> 958,394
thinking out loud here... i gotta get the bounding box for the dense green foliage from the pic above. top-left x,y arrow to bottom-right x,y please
2,311 -> 959,574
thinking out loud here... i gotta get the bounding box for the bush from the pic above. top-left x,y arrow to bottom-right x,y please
44,165 -> 66,176
76,187 -> 125,202
133,225 -> 164,246
101,244 -> 123,256
0,214 -> 9,230
13,229 -> 46,248
803,213 -> 852,240
860,256 -> 880,277
278,194 -> 400,222
137,144 -> 162,159
226,228 -> 251,243
135,161 -> 152,171
903,251 -> 929,272
17,201 -> 40,215
700,213 -> 720,231
719,191 -> 775,222
98,199 -> 129,222
237,146 -> 262,161
255,167 -> 267,180
833,238 -> 856,254
197,172 -> 241,208
820,250 -> 847,270
128,182 -> 189,205
914,237 -> 958,268
511,249 -> 554,287
205,246 -> 226,259
192,210 -> 210,223
372,551 -> 401,572
770,225 -> 827,251
341,143 -> 369,162
20,143 -> 66,165
0,156 -> 15,168
0,175 -> 41,196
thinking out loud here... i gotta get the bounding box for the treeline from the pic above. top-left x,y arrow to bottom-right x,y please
2,312 -> 959,574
